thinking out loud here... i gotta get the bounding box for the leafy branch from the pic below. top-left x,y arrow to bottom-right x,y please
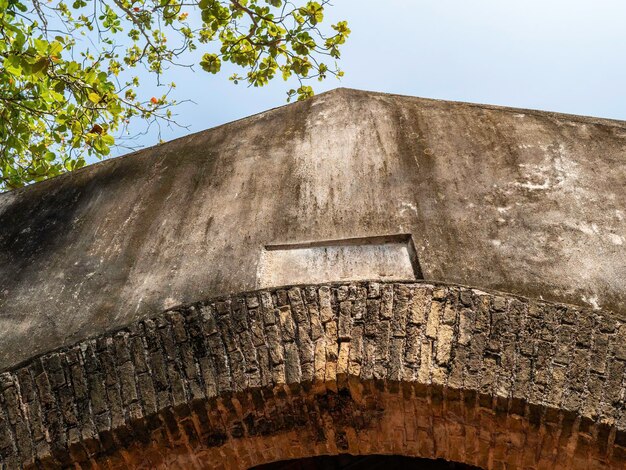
0,0 -> 350,190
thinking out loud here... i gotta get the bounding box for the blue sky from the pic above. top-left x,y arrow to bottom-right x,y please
116,0 -> 626,154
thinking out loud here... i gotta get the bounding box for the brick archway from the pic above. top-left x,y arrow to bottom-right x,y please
1,282 -> 625,469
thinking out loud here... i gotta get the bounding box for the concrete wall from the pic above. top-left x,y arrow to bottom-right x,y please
0,88 -> 625,369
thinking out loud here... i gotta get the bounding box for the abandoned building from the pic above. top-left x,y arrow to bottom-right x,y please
0,88 -> 625,468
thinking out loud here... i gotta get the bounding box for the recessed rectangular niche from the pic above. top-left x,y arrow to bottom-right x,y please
257,234 -> 422,289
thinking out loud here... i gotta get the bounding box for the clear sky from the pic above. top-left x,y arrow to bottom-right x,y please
116,0 -> 626,155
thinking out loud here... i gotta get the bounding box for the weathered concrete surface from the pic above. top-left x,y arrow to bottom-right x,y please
0,88 -> 625,369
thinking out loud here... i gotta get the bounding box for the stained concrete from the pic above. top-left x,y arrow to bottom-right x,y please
257,235 -> 420,288
0,88 -> 625,370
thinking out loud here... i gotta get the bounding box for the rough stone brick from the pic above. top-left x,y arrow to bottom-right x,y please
404,324 -> 421,365
338,301 -> 352,341
307,304 -> 324,341
249,311 -> 267,348
425,300 -> 442,339
364,299 -> 380,337
380,285 -> 394,319
435,325 -> 454,366
136,373 -> 157,415
284,343 -> 301,384
277,306 -> 296,342
367,282 -> 380,299
15,368 -> 35,403
457,308 -> 474,346
259,291 -> 276,326
554,324 -> 575,365
262,327 -> 283,376
352,287 -> 367,322
336,285 -> 349,302
373,320 -> 391,379
314,340 -> 326,382
442,296 -> 457,325
118,362 -> 139,405
614,326 -> 626,361
417,339 -> 433,383
391,297 -> 408,338
227,348 -> 247,393
388,338 -> 404,381
231,298 -> 249,334
409,286 -> 432,325
337,342 -> 350,379
318,286 -> 333,324
474,295 -> 491,332
591,333 -> 609,374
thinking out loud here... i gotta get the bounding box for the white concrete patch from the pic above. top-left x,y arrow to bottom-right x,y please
257,236 -> 420,288
400,201 -> 418,215
578,222 -> 599,236
512,144 -> 582,193
163,297 -> 180,309
582,295 -> 601,310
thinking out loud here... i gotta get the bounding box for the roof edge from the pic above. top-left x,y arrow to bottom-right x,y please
3,86 -> 626,199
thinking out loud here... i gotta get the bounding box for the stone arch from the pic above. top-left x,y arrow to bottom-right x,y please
1,281 -> 625,469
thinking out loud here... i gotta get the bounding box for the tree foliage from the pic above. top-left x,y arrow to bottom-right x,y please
0,0 -> 350,190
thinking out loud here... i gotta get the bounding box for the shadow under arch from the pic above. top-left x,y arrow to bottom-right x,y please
252,453 -> 479,469
1,281 -> 624,469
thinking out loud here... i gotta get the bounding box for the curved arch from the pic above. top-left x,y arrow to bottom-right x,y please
252,455 -> 479,469
1,281 -> 625,469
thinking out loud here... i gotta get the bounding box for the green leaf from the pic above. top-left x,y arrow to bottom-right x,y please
49,41 -> 63,57
34,39 -> 48,54
3,55 -> 22,75
88,92 -> 101,104
29,58 -> 49,75
200,53 -> 221,73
